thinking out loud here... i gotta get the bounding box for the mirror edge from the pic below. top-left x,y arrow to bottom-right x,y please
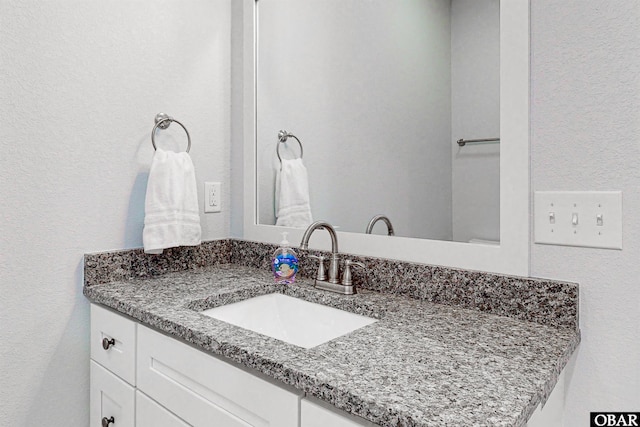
241,0 -> 530,276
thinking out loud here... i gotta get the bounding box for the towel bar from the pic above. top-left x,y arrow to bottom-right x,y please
456,137 -> 500,147
151,113 -> 191,153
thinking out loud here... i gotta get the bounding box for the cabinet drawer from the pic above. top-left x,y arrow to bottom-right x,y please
90,361 -> 135,427
91,304 -> 137,385
301,398 -> 377,427
136,391 -> 190,427
137,325 -> 302,427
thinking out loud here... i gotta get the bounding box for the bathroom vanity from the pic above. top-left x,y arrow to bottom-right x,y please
84,240 -> 579,427
91,302 -> 378,427
84,1 -> 575,424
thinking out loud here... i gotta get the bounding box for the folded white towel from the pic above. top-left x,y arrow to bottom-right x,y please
143,148 -> 201,254
275,158 -> 313,228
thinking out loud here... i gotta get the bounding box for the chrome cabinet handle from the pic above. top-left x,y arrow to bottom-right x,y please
101,338 -> 115,350
101,416 -> 115,427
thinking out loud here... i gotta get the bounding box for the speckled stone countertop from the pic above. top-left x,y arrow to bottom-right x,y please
84,254 -> 580,427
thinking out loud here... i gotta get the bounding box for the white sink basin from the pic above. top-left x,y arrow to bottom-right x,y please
202,293 -> 377,349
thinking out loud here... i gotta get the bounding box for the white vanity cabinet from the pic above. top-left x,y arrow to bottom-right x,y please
90,361 -> 136,427
136,391 -> 190,427
90,304 -> 137,427
91,304 -> 137,384
136,324 -> 301,427
90,303 -> 303,427
90,303 -> 561,426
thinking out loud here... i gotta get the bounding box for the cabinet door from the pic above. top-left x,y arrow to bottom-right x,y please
301,399 -> 377,427
137,325 -> 302,427
91,304 -> 137,385
136,391 -> 190,427
90,361 -> 135,427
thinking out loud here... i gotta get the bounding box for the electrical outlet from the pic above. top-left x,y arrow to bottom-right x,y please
204,182 -> 221,213
534,191 -> 622,249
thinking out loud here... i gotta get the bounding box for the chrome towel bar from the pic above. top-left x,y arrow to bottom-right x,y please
151,112 -> 191,153
457,137 -> 500,147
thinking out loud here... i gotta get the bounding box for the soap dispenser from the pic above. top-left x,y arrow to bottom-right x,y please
271,232 -> 299,284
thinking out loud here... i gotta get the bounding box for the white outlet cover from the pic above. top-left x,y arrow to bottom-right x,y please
204,182 -> 221,213
534,191 -> 622,249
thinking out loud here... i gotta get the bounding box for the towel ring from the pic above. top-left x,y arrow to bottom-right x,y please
151,113 -> 191,153
276,130 -> 303,163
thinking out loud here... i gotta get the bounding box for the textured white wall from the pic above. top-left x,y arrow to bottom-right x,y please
530,1 -> 640,424
0,1 -> 230,425
255,0 -> 453,240
451,0 -> 500,243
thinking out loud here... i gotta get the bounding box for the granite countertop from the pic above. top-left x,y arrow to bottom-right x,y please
84,262 -> 580,427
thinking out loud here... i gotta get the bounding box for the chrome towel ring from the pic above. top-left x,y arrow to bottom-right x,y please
151,112 -> 192,153
276,130 -> 303,163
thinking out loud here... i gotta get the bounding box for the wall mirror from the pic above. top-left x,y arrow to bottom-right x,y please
257,0 -> 500,244
241,0 -> 529,275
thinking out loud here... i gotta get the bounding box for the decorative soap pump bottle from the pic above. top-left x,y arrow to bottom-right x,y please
271,232 -> 299,284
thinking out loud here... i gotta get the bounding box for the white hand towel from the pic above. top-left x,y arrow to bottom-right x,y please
275,158 -> 313,228
143,148 -> 201,254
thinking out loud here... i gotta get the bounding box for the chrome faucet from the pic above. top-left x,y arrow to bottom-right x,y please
300,221 -> 369,295
365,214 -> 395,236
300,221 -> 340,284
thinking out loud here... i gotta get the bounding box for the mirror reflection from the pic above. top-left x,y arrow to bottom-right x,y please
257,0 -> 500,244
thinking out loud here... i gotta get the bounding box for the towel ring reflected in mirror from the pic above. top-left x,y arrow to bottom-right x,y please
276,130 -> 303,163
151,112 -> 192,153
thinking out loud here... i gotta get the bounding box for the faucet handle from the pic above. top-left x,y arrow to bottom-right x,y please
344,260 -> 365,269
308,255 -> 327,281
341,259 -> 367,289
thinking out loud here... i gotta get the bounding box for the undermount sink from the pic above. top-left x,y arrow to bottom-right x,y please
202,293 -> 377,349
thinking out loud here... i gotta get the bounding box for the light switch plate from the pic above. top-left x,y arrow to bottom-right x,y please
534,191 -> 622,249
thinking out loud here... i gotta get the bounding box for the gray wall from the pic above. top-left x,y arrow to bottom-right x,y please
530,0 -> 640,424
0,1 -> 231,424
255,0 -> 453,240
451,0 -> 500,243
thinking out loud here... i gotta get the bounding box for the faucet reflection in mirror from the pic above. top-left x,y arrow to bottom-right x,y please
366,214 -> 395,236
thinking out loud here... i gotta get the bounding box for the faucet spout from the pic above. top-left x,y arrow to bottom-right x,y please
300,221 -> 340,284
365,214 -> 395,236
299,221 -> 339,254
